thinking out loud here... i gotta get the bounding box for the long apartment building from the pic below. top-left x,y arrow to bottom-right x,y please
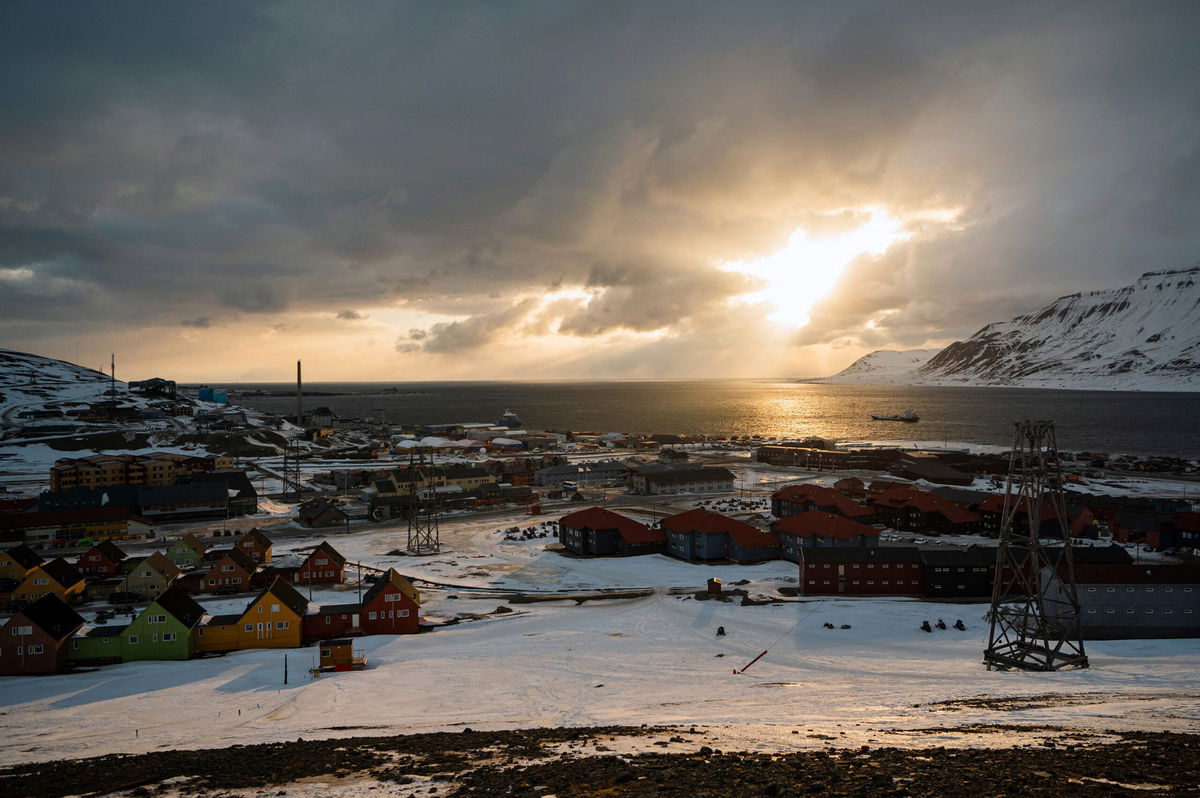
50,453 -> 235,492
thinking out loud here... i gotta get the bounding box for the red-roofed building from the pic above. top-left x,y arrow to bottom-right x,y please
771,484 -> 875,523
75,540 -> 129,577
872,488 -> 983,535
772,511 -> 880,562
558,507 -> 666,556
977,494 -> 1064,538
662,509 -> 779,563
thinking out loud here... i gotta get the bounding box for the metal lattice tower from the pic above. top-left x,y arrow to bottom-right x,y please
282,439 -> 304,503
984,420 -> 1089,671
406,450 -> 441,554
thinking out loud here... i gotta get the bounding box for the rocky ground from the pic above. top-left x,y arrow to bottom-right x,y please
2,725 -> 1197,798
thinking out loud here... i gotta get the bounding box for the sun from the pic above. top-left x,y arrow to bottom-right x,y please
722,208 -> 910,327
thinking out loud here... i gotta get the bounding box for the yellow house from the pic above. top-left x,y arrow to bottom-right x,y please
235,577 -> 307,649
195,613 -> 242,653
13,559 -> 86,605
0,544 -> 44,582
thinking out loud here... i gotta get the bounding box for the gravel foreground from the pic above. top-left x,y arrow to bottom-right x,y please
1,726 -> 1197,797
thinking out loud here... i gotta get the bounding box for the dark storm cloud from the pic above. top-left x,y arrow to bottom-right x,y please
2,0 -> 1200,370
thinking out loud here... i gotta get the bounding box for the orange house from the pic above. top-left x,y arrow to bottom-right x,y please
235,578 -> 307,649
0,544 -> 45,583
13,559 -> 86,605
237,528 -> 273,564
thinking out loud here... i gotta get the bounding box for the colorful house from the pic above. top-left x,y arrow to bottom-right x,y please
318,639 -> 367,671
298,498 -> 348,528
235,578 -> 307,649
302,603 -> 363,641
166,533 -> 210,569
0,544 -> 44,582
558,507 -> 666,556
119,552 -> 180,598
12,559 -> 86,605
361,569 -> 421,635
76,540 -> 129,577
199,547 -> 257,594
236,528 -> 273,564
120,585 -> 207,661
195,614 -> 242,653
296,542 -> 346,584
0,594 -> 85,674
69,625 -> 126,665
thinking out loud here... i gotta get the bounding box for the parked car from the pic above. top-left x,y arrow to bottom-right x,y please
212,585 -> 241,596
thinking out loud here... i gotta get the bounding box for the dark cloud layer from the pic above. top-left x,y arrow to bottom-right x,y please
2,1 -> 1199,375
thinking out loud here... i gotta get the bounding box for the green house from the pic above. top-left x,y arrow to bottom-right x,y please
121,585 -> 206,661
70,625 -> 126,665
166,533 -> 209,570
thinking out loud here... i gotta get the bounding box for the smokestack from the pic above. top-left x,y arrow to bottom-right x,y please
296,360 -> 303,427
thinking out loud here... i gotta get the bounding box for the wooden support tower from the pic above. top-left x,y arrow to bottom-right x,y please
984,420 -> 1089,671
406,450 -> 440,554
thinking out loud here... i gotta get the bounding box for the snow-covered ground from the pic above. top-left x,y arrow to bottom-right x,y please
1,506 -> 1197,767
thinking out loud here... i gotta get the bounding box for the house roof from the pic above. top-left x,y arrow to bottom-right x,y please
0,506 -> 141,530
773,484 -> 873,518
205,613 -> 242,626
643,467 -> 734,486
151,584 -> 207,628
559,506 -> 664,545
174,533 -> 209,556
239,528 -> 274,549
800,546 -> 922,565
661,509 -> 776,548
188,469 -> 258,499
299,498 -> 345,522
88,539 -> 128,563
363,568 -> 421,606
42,558 -> 84,587
134,551 -> 182,579
19,593 -> 84,641
772,510 -> 880,541
306,541 -> 347,568
874,488 -> 982,524
1070,544 -> 1134,565
314,603 -> 362,615
216,547 -> 257,574
1,543 -> 44,570
137,481 -> 228,507
257,577 -> 310,618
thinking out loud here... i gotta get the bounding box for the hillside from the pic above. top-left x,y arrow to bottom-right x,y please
819,348 -> 939,385
820,266 -> 1200,391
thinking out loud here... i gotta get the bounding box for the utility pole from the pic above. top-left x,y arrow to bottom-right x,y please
984,420 -> 1088,671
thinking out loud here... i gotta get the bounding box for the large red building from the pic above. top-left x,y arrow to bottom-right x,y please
0,594 -> 84,675
798,547 -> 923,596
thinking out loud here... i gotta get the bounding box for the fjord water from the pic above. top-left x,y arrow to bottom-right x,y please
229,381 -> 1200,457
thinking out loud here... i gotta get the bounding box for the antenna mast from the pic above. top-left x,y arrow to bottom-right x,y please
406,450 -> 441,554
984,420 -> 1088,671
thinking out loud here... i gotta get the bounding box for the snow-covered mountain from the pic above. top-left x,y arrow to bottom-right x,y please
820,349 -> 940,385
820,266 -> 1200,391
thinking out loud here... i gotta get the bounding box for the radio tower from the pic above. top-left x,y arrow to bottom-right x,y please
984,420 -> 1089,671
406,450 -> 440,554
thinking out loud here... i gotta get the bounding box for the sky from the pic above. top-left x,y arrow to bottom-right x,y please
2,1 -> 1199,382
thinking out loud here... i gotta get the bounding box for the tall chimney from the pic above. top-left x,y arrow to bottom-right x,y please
296,360 -> 303,427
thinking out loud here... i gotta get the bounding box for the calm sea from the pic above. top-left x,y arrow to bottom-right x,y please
219,381 -> 1200,458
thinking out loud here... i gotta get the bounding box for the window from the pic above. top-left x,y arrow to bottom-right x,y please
1087,609 -> 1096,614
1107,587 -> 1116,593
867,580 -> 874,585
325,616 -> 331,624
257,605 -> 263,614
12,625 -> 32,636
28,644 -> 44,654
1087,587 -> 1096,592
152,634 -> 159,643
1107,609 -> 1116,614
276,621 -> 287,629
272,604 -> 280,613
128,635 -> 139,644
1146,587 -> 1154,592
222,565 -> 235,572
368,611 -> 378,620
244,624 -> 253,632
164,632 -> 176,641
399,609 -> 410,618
34,577 -> 48,585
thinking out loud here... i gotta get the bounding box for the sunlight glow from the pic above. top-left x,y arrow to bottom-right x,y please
722,208 -> 911,327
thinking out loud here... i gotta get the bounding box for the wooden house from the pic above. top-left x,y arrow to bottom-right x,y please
236,528 -> 273,564
771,511 -> 880,562
0,544 -> 45,582
298,498 -> 348,529
0,594 -> 84,674
799,547 -> 923,596
296,542 -> 347,584
195,614 -> 242,653
119,552 -> 180,598
76,540 -> 129,577
662,509 -> 780,563
121,585 -> 207,661
318,639 -> 367,671
69,625 -> 126,665
166,533 -> 210,569
12,558 -> 86,606
235,577 -> 307,649
361,569 -> 421,635
199,547 -> 257,594
303,603 -> 363,641
557,507 -> 666,556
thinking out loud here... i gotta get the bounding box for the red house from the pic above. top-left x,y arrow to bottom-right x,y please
798,546 -> 924,596
199,547 -> 258,593
302,603 -> 363,641
75,540 -> 129,577
360,569 -> 421,635
771,484 -> 875,523
297,542 -> 347,585
0,594 -> 84,674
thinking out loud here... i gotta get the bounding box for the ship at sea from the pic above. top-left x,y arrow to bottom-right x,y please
497,409 -> 524,429
870,408 -> 920,423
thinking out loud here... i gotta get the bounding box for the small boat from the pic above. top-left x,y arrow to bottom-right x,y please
871,408 -> 920,422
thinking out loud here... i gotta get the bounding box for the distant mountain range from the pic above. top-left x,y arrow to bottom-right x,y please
819,266 -> 1200,391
